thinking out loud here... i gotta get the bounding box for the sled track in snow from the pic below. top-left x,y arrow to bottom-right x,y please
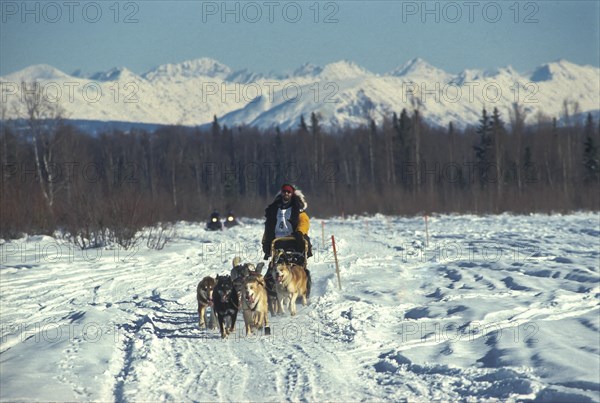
2,215 -> 599,401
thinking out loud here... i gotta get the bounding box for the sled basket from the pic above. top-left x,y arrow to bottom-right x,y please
270,236 -> 309,268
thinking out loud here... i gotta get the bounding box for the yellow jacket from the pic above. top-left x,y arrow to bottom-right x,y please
297,211 -> 310,235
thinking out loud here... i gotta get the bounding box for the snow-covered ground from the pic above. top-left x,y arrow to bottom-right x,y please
1,214 -> 599,402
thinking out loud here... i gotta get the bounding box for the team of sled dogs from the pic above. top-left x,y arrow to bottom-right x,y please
196,253 -> 310,338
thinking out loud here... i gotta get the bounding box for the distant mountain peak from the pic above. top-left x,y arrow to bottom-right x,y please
3,64 -> 70,81
530,59 -> 584,82
320,60 -> 371,79
226,68 -> 264,84
292,62 -> 323,77
485,65 -> 520,77
143,57 -> 232,81
389,58 -> 451,81
391,58 -> 432,75
449,68 -> 487,85
89,67 -> 139,82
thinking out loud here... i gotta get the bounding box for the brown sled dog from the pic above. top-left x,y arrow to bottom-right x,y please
273,252 -> 309,316
241,275 -> 270,336
196,276 -> 216,329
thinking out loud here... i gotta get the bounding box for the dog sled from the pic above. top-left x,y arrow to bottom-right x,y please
270,236 -> 310,269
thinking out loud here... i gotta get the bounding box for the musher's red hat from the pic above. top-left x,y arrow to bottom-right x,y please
281,184 -> 295,194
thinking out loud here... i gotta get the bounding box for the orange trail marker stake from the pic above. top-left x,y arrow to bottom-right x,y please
331,235 -> 342,290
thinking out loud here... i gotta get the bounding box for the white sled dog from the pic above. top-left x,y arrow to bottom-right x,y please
272,251 -> 309,316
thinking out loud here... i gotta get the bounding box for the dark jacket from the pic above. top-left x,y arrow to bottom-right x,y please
262,191 -> 311,257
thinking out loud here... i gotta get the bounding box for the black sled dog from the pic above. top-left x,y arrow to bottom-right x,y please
213,275 -> 239,339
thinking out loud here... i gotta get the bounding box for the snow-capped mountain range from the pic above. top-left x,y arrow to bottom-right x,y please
2,58 -> 598,131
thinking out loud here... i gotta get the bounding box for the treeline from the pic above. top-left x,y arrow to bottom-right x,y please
1,100 -> 599,243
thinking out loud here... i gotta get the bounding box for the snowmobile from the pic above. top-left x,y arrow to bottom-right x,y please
224,211 -> 240,228
206,211 -> 223,231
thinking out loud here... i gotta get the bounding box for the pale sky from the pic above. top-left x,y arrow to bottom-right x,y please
1,1 -> 599,76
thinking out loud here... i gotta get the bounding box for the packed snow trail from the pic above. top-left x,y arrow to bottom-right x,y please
1,214 -> 599,401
